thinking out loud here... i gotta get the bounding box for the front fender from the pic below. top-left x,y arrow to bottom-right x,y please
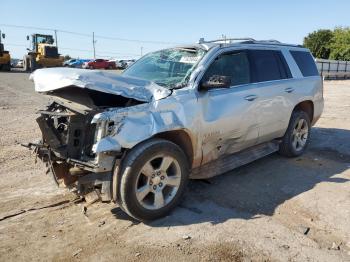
92,101 -> 188,152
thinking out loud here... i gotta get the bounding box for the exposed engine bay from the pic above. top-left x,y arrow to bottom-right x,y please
28,86 -> 144,201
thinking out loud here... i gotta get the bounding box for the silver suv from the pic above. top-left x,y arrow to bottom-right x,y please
29,38 -> 323,221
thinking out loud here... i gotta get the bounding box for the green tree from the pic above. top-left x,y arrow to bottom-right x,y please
329,27 -> 350,61
303,29 -> 334,59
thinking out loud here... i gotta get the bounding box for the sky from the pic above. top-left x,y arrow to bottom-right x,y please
1,0 -> 349,59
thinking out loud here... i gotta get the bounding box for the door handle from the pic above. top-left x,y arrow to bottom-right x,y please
285,87 -> 294,93
244,95 -> 258,101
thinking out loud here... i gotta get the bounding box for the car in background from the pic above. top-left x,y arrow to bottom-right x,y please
16,60 -> 23,68
125,59 -> 135,68
70,59 -> 91,68
118,60 -> 128,69
63,59 -> 77,67
117,59 -> 135,69
83,59 -> 116,70
108,59 -> 123,69
10,59 -> 22,68
64,59 -> 91,68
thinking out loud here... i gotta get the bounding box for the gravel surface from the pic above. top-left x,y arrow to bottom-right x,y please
0,71 -> 349,261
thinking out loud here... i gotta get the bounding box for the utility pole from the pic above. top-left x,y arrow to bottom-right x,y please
0,30 -> 2,45
54,29 -> 58,48
92,32 -> 96,59
140,46 -> 143,56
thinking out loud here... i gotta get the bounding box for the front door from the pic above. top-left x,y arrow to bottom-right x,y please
197,50 -> 260,165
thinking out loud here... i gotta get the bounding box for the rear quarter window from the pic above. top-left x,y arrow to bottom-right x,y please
290,51 -> 319,77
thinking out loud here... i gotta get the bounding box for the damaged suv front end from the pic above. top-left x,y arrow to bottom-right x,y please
29,68 -> 174,200
28,46 -> 205,205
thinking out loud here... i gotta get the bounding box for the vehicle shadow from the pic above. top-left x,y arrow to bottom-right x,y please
111,127 -> 350,226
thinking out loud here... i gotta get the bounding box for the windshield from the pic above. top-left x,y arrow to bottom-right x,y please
123,48 -> 206,88
36,35 -> 54,44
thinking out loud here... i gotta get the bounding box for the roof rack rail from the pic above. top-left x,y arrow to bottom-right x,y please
197,37 -> 256,44
256,39 -> 281,43
197,37 -> 302,48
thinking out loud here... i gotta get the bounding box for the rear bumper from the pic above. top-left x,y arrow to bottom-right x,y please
312,98 -> 324,126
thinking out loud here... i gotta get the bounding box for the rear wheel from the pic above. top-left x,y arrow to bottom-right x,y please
279,110 -> 310,157
116,139 -> 189,221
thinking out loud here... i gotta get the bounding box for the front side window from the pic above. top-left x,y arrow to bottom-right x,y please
123,48 -> 206,89
202,51 -> 251,87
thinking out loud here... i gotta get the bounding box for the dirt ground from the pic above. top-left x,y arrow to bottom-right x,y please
0,71 -> 349,262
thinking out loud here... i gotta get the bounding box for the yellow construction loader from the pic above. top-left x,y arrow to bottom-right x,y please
23,34 -> 64,71
0,31 -> 11,71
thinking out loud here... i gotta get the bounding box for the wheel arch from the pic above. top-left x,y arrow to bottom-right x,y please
152,129 -> 194,167
293,100 -> 314,123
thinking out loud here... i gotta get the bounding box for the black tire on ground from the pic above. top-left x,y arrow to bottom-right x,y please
30,56 -> 37,72
116,138 -> 190,221
0,62 -> 10,71
279,110 -> 311,157
5,62 -> 11,71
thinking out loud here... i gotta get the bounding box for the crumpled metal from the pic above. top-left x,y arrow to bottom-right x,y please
30,68 -> 171,102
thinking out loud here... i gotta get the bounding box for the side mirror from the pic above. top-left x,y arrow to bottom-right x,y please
200,75 -> 231,90
26,48 -> 31,51
1,33 -> 5,39
26,35 -> 29,41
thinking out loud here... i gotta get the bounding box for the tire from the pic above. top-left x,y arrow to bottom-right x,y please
279,110 -> 311,157
5,62 -> 11,71
1,62 -> 10,71
30,57 -> 37,71
23,56 -> 31,72
116,138 -> 190,221
89,65 -> 94,70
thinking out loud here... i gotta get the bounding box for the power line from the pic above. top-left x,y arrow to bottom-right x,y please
0,23 -> 184,45
6,43 -> 140,57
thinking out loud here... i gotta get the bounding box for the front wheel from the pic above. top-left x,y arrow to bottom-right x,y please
279,110 -> 311,157
116,139 -> 189,221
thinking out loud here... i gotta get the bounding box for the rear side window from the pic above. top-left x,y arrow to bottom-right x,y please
290,51 -> 319,77
249,50 -> 291,82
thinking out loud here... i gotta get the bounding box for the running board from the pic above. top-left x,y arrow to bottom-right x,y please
190,141 -> 279,179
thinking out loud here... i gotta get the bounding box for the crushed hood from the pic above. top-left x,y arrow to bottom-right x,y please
30,68 -> 171,102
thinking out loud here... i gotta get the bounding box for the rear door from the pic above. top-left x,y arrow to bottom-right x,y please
197,50 -> 260,164
248,49 -> 294,143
